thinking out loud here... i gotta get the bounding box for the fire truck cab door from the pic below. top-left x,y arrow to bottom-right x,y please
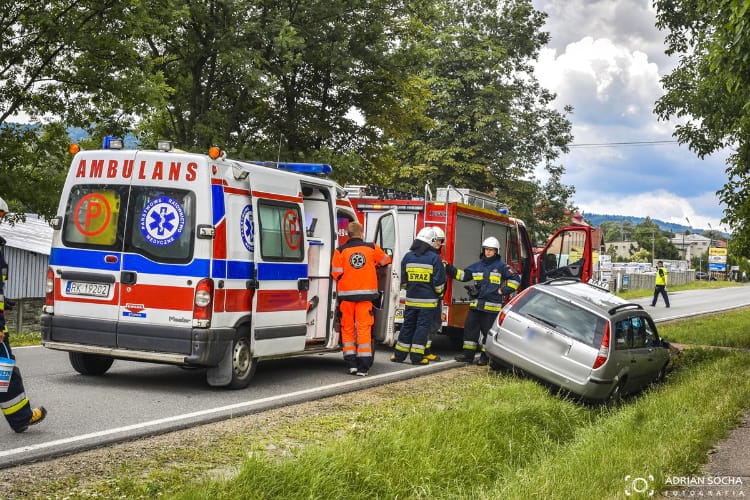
537,225 -> 593,283
372,209 -> 400,345
250,193 -> 309,356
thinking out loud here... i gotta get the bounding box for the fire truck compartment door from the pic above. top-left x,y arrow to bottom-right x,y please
372,209 -> 400,345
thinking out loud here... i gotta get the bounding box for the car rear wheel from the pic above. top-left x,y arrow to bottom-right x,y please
69,352 -> 114,375
228,335 -> 257,389
605,378 -> 626,408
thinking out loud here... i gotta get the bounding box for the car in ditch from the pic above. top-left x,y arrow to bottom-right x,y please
484,278 -> 671,404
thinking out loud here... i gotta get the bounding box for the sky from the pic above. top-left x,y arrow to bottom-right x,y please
531,0 -> 728,233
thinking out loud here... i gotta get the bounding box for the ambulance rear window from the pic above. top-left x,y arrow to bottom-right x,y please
126,188 -> 195,263
62,185 -> 127,250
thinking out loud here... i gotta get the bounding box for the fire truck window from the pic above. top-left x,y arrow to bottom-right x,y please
62,185 -> 128,250
258,201 -> 304,261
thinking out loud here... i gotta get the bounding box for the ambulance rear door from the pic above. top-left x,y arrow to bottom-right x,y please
249,180 -> 309,356
116,150 -> 207,354
372,209 -> 400,345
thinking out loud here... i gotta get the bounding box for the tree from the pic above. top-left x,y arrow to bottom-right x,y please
390,0 -> 574,216
654,0 -> 750,257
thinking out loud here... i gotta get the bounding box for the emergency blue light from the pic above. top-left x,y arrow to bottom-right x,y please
275,162 -> 332,175
497,207 -> 509,215
102,136 -> 124,150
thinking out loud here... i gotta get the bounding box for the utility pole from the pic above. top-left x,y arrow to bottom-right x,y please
707,222 -> 713,279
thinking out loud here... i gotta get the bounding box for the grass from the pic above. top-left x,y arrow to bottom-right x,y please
173,349 -> 750,500
659,308 -> 750,349
6,331 -> 41,347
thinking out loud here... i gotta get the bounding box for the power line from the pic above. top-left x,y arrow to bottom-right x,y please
569,140 -> 679,149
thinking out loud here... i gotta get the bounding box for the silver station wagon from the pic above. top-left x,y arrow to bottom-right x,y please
485,279 -> 671,403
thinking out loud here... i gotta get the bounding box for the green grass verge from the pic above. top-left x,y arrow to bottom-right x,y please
616,279 -> 744,300
174,349 -> 750,500
7,331 -> 41,347
658,307 -> 750,348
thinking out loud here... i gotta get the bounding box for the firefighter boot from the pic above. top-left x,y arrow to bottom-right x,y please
424,352 -> 441,362
477,352 -> 489,366
454,351 -> 476,363
15,406 -> 47,433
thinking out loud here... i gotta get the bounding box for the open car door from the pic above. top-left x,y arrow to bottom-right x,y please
536,224 -> 594,283
371,209 -> 400,345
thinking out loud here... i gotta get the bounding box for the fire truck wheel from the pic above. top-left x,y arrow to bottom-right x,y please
228,335 -> 257,389
69,352 -> 114,375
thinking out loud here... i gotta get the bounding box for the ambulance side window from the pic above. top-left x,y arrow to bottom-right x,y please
258,201 -> 304,262
62,185 -> 128,250
125,188 -> 195,263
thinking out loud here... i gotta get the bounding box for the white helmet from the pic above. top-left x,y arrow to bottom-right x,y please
431,226 -> 446,240
416,226 -> 438,244
0,196 -> 7,212
482,236 -> 500,251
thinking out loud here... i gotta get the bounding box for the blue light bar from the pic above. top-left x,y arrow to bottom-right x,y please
102,136 -> 124,150
275,162 -> 333,175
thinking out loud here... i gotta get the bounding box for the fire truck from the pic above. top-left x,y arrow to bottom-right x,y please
346,184 -> 599,340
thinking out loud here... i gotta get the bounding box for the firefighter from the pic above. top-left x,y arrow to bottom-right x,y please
331,221 -> 391,376
391,227 -> 446,365
0,196 -> 47,432
446,236 -> 521,365
424,226 -> 447,362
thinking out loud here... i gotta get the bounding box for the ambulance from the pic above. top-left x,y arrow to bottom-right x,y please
347,185 -> 599,340
41,139 -> 400,388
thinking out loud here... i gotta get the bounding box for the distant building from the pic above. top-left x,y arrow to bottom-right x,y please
0,215 -> 52,298
670,233 -> 711,261
605,241 -> 640,259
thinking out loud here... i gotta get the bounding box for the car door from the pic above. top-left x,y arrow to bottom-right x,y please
626,314 -> 668,389
371,209 -> 400,345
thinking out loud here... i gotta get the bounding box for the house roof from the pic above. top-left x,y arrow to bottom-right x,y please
0,214 -> 53,256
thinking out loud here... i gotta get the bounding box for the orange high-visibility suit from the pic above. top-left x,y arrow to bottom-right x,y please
331,237 -> 391,375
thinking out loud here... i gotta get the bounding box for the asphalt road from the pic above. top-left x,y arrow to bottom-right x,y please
1,285 -> 748,468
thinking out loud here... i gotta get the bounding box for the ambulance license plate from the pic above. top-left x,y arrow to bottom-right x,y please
66,281 -> 110,297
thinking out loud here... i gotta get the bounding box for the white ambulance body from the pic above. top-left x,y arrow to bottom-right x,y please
41,141 -> 396,388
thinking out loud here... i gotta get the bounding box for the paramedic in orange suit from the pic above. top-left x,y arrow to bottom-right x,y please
331,221 -> 391,376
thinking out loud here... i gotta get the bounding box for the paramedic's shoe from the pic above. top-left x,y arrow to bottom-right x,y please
15,406 -> 47,433
477,353 -> 489,366
424,353 -> 441,362
348,367 -> 358,375
454,353 -> 475,363
356,370 -> 368,377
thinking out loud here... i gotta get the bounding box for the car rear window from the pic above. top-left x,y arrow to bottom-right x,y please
511,288 -> 607,347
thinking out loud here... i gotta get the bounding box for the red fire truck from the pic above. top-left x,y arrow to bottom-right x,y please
347,185 -> 600,341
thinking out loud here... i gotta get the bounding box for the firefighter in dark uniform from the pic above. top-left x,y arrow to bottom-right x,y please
331,221 -> 391,376
391,227 -> 446,365
447,236 -> 521,365
0,196 -> 47,432
424,226 -> 446,362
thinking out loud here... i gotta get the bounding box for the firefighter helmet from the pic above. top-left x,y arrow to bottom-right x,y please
431,226 -> 446,240
0,196 -> 7,213
416,226 -> 438,244
482,236 -> 500,251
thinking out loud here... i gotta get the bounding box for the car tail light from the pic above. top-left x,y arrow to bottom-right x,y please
44,267 -> 55,311
593,323 -> 610,369
193,278 -> 214,327
496,310 -> 507,327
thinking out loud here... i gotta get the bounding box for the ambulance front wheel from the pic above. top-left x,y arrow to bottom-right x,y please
228,335 -> 257,389
69,352 -> 114,375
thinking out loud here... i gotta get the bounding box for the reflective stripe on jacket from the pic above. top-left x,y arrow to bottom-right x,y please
401,247 -> 446,309
448,255 -> 520,312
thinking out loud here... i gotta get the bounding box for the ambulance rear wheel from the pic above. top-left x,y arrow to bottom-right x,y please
69,352 -> 114,375
228,336 -> 257,389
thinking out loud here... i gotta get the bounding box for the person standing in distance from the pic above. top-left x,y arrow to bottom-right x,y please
331,221 -> 391,376
391,227 -> 446,365
447,236 -> 521,365
424,226 -> 446,362
651,260 -> 670,308
0,196 -> 47,432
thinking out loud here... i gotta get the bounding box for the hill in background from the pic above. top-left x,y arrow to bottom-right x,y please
583,213 -> 714,236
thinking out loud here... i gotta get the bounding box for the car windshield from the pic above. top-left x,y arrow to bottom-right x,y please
511,288 -> 607,347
